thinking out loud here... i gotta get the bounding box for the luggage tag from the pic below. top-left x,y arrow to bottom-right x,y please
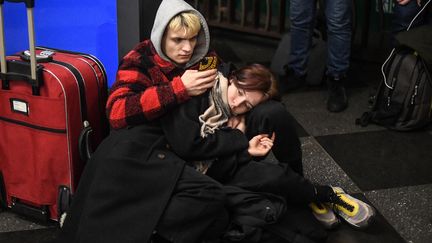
20,50 -> 54,63
10,98 -> 29,116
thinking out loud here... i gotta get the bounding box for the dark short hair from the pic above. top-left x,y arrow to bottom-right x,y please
230,63 -> 278,99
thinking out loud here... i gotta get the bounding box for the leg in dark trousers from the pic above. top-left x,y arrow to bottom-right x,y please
228,161 -> 316,205
226,163 -> 327,243
155,166 -> 229,243
246,100 -> 303,175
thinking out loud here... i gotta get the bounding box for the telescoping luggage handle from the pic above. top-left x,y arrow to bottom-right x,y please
0,0 -> 43,95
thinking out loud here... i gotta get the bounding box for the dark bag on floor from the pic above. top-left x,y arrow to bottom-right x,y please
222,186 -> 317,243
222,185 -> 286,243
356,46 -> 432,131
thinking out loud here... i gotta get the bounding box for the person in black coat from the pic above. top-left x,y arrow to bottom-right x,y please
54,64 -> 278,243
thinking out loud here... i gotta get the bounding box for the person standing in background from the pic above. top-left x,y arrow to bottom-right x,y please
281,0 -> 353,113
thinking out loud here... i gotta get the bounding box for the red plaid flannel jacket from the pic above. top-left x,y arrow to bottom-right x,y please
106,40 -> 215,129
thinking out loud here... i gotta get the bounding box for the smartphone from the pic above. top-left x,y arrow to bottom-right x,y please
198,56 -> 218,71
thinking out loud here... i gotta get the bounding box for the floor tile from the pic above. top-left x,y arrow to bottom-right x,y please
0,211 -> 50,233
365,185 -> 432,243
301,137 -> 360,193
0,227 -> 58,243
316,130 -> 432,190
282,87 -> 386,137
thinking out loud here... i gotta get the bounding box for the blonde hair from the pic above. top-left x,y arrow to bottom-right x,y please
168,11 -> 201,36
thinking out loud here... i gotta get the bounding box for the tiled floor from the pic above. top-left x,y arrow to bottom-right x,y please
1,30 -> 431,243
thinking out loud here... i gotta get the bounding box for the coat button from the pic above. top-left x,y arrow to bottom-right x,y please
157,153 -> 165,159
165,144 -> 170,149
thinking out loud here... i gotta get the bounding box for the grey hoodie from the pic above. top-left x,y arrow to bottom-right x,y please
150,0 -> 210,68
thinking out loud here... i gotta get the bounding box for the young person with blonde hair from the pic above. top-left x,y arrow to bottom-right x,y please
107,0 -> 218,129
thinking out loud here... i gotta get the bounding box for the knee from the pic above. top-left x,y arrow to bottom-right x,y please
249,100 -> 285,120
246,101 -> 300,142
393,1 -> 420,21
326,5 -> 352,33
395,8 -> 418,23
327,15 -> 352,34
247,101 -> 292,131
290,14 -> 315,29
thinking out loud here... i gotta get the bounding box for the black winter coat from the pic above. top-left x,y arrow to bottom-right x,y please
55,93 -> 250,243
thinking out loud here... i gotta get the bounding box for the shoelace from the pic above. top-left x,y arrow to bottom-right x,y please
331,193 -> 354,212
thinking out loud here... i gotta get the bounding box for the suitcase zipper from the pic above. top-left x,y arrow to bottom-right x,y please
0,116 -> 66,133
385,52 -> 409,108
405,60 -> 424,121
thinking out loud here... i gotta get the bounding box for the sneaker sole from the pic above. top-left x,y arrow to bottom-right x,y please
342,203 -> 376,229
325,219 -> 341,230
312,212 -> 341,229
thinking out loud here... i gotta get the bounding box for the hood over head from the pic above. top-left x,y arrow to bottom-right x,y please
151,0 -> 210,68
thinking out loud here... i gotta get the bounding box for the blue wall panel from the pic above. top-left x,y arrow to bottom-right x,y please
3,0 -> 118,86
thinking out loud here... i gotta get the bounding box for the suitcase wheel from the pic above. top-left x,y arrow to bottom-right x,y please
57,185 -> 72,224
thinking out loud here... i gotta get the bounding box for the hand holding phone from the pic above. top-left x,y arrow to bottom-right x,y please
182,68 -> 217,96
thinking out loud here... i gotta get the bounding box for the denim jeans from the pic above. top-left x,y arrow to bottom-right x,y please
392,0 -> 429,46
288,0 -> 352,78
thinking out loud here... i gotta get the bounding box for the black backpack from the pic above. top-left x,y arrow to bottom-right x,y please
222,186 -> 318,243
357,46 -> 432,131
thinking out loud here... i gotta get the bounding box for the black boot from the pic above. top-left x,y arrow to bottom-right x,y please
326,75 -> 348,112
278,68 -> 306,93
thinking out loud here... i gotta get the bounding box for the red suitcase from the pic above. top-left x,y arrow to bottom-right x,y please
0,0 -> 109,222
